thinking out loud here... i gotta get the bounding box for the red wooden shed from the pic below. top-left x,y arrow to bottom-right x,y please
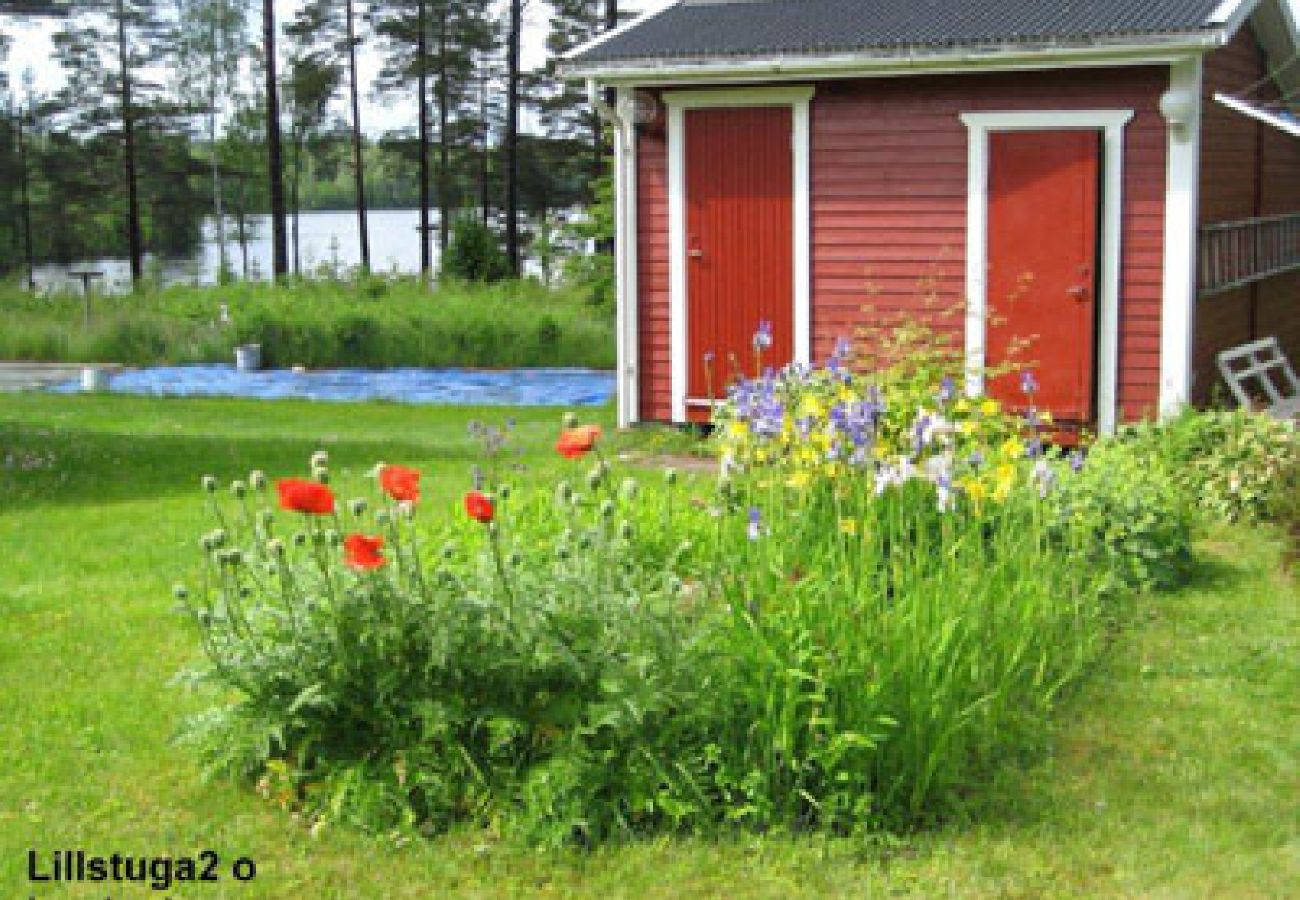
563,0 -> 1300,432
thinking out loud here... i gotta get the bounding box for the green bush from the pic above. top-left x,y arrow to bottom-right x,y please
441,217 -> 510,283
1051,438 -> 1193,593
1117,409 -> 1297,524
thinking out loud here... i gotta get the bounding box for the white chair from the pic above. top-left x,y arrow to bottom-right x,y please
1216,337 -> 1300,420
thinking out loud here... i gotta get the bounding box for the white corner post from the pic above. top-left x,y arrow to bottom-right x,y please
1160,57 -> 1204,417
663,86 -> 813,423
961,109 -> 1133,435
613,87 -> 640,427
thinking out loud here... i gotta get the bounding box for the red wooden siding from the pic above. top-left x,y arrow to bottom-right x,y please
636,125 -> 670,421
635,66 -> 1170,423
1197,27 -> 1300,404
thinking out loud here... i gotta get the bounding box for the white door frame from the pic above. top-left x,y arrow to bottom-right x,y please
961,109 -> 1133,435
663,86 -> 813,422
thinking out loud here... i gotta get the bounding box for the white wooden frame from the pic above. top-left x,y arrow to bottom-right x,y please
1161,59 -> 1203,416
612,87 -> 640,426
663,86 -> 813,422
961,109 -> 1133,435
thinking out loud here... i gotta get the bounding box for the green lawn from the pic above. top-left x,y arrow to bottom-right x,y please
1,394 -> 1296,898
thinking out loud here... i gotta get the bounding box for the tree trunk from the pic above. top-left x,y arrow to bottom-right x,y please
263,0 -> 288,279
505,0 -> 520,276
417,0 -> 430,279
291,131 -> 302,276
17,108 -> 35,291
345,0 -> 370,273
437,5 -> 450,253
117,0 -> 143,289
479,67 -> 489,223
209,14 -> 227,280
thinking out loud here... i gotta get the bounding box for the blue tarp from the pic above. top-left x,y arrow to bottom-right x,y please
49,365 -> 616,407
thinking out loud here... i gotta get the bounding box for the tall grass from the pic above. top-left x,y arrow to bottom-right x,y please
0,277 -> 614,369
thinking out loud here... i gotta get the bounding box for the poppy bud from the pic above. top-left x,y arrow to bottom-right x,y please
266,538 -> 285,557
619,520 -> 634,540
563,411 -> 579,429
375,510 -> 391,526
508,551 -> 522,568
259,510 -> 274,531
600,500 -> 615,519
664,468 -> 679,486
398,501 -> 415,520
311,531 -> 327,546
231,480 -> 247,498
498,484 -> 511,500
202,475 -> 218,493
293,532 -> 307,547
312,466 -> 330,485
249,470 -> 267,491
325,530 -> 340,546
311,450 -> 329,469
239,586 -> 252,599
577,533 -> 592,550
555,481 -> 573,504
350,498 -> 368,517
620,478 -> 639,500
227,549 -> 245,567
172,584 -> 189,600
556,545 -> 571,561
440,542 -> 457,560
586,470 -> 602,491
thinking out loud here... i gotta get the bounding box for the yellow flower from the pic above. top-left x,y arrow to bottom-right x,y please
955,398 -> 971,413
981,399 -> 1000,416
1000,437 -> 1023,458
786,472 -> 811,489
839,518 -> 859,535
800,397 -> 826,419
873,445 -> 889,460
961,421 -> 977,436
1039,410 -> 1054,425
837,387 -> 857,403
963,478 -> 987,503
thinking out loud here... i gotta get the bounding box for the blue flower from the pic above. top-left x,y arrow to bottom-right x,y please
1020,371 -> 1039,395
747,506 -> 763,541
938,376 -> 956,403
1069,450 -> 1085,473
752,320 -> 774,351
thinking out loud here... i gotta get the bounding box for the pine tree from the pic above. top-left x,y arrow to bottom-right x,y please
543,0 -> 620,191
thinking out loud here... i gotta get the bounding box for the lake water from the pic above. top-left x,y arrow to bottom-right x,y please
30,209 -> 572,294
47,364 -> 616,406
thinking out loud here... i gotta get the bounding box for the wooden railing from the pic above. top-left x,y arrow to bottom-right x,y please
1199,212 -> 1300,298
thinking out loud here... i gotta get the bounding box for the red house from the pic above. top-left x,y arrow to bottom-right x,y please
563,0 -> 1300,432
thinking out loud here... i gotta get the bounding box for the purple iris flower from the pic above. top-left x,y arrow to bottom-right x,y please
1026,436 -> 1043,459
1021,371 -> 1039,395
747,506 -> 763,541
938,376 -> 956,404
1069,450 -> 1085,473
752,320 -> 774,351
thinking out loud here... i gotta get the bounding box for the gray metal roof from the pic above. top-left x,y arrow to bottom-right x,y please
570,0 -> 1230,65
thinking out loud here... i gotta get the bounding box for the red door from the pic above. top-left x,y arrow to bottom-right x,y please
685,106 -> 793,417
986,130 -> 1100,424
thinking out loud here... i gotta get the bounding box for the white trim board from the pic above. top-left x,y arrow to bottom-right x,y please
1161,60 -> 1204,417
664,86 -> 813,423
960,109 -> 1134,435
613,88 -> 640,427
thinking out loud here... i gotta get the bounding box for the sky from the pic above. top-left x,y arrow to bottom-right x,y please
0,0 -> 657,134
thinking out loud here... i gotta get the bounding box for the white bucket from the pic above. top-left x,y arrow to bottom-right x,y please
80,367 -> 109,392
235,344 -> 262,372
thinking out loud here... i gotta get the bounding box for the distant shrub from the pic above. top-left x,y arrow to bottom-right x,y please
442,217 -> 510,283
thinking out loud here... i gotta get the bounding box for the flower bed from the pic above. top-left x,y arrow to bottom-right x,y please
174,333 -> 1221,844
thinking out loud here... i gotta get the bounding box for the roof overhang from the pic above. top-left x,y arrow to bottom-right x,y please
562,31 -> 1230,85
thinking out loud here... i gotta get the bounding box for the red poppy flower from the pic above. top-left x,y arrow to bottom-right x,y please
343,533 -> 385,570
464,490 -> 494,523
379,464 -> 421,503
277,478 -> 336,515
556,425 -> 602,459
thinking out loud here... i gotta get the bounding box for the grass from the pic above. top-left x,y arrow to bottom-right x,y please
0,277 -> 615,370
1,393 -> 1297,897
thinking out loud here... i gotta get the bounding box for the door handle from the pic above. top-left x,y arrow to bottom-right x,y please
1067,284 -> 1089,301
688,249 -> 704,259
